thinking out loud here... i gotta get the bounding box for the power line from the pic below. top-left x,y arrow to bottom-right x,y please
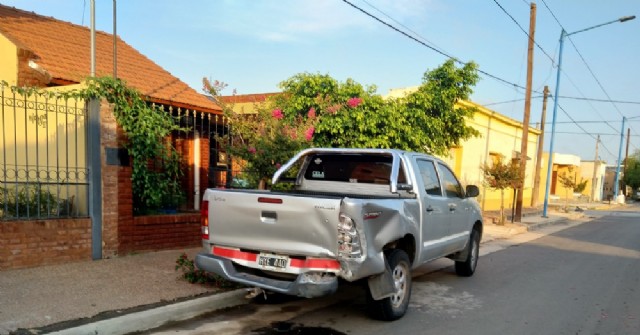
540,0 -> 639,149
361,0 -> 448,57
545,131 -> 640,137
558,96 -> 640,105
479,95 -> 640,106
491,0 -> 555,64
557,103 -> 616,158
340,0 -> 535,93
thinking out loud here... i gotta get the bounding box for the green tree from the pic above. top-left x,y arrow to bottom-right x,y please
558,167 -> 581,210
206,60 -> 481,187
272,59 -> 480,156
482,158 -> 522,225
623,150 -> 640,195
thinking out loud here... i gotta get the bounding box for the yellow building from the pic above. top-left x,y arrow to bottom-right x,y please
447,100 -> 541,211
580,160 -> 607,201
386,87 -> 542,211
537,152 -> 582,204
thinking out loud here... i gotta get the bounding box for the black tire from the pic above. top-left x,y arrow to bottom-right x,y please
366,249 -> 412,321
455,229 -> 480,277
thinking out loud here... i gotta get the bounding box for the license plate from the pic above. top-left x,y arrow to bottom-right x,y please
257,253 -> 289,269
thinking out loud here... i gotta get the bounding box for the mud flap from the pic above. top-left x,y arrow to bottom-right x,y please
451,237 -> 471,262
367,257 -> 396,300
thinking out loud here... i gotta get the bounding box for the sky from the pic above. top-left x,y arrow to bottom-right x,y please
4,0 -> 639,164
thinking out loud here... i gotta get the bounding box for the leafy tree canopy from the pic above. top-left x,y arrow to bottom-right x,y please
206,60 -> 482,187
623,150 -> 640,191
271,59 -> 481,156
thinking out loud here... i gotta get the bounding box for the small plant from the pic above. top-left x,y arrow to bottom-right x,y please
175,253 -> 243,289
0,185 -> 64,219
558,167 -> 582,210
481,157 -> 523,225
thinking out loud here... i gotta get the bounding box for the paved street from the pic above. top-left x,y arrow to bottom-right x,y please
140,207 -> 640,335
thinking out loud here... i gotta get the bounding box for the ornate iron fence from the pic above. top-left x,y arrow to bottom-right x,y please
1,85 -> 89,220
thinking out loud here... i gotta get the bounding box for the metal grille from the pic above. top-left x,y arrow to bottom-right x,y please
1,85 -> 88,220
153,104 -> 232,202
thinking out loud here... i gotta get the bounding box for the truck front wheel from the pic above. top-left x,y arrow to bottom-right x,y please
366,249 -> 412,321
455,229 -> 480,277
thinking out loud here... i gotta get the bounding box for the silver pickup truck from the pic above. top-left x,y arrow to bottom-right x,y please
196,148 -> 483,320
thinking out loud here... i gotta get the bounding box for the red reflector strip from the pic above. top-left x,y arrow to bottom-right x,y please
213,246 -> 257,262
258,197 -> 283,204
290,258 -> 341,270
213,246 -> 340,270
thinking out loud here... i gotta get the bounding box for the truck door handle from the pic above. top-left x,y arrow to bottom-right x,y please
449,204 -> 457,212
426,205 -> 434,212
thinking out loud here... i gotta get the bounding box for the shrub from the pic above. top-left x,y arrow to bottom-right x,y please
175,253 -> 243,289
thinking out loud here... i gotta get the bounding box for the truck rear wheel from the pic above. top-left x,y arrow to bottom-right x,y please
455,229 -> 480,277
366,249 -> 412,321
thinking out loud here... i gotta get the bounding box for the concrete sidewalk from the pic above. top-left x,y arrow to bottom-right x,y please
0,208 -> 602,335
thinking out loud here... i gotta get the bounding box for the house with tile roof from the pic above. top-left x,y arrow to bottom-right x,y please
0,4 -> 220,114
0,4 -> 231,269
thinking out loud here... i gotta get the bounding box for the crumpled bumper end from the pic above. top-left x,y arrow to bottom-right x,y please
195,253 -> 338,299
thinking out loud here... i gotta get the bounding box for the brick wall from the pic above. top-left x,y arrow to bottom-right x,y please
100,101 -> 127,257
0,218 -> 92,270
118,213 -> 201,253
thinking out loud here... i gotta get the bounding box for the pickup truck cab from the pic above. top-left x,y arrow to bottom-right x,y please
196,148 -> 483,320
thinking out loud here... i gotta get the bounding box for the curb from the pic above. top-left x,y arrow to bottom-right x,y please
45,289 -> 248,335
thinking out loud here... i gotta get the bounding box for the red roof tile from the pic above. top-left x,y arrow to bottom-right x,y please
219,93 -> 280,104
0,5 -> 221,113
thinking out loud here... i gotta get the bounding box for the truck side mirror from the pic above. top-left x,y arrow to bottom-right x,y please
465,185 -> 480,198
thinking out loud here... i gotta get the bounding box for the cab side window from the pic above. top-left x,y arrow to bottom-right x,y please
438,163 -> 464,198
416,159 -> 442,196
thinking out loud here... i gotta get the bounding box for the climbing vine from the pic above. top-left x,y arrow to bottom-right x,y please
82,77 -> 186,213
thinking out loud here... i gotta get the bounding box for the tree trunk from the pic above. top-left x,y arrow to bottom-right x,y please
258,178 -> 267,190
499,188 -> 505,225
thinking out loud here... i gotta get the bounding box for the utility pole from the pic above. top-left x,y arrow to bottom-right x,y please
515,2 -> 536,222
90,0 -> 95,76
623,127 -> 631,195
591,135 -> 600,201
113,0 -> 117,79
531,85 -> 549,207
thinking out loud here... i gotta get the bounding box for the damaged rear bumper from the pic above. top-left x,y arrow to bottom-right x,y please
195,253 -> 338,298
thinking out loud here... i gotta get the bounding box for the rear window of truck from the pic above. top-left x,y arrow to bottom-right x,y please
303,154 -> 406,184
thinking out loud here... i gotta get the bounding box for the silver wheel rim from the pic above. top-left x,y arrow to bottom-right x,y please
470,236 -> 478,270
391,261 -> 409,307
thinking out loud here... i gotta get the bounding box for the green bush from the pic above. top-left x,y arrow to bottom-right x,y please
0,185 -> 64,218
175,253 -> 244,289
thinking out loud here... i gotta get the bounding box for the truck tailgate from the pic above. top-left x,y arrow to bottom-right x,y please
204,189 -> 342,258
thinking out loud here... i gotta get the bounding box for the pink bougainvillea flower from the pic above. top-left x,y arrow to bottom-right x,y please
347,97 -> 363,108
307,107 -> 316,119
248,147 -> 257,154
271,109 -> 284,119
305,126 -> 315,141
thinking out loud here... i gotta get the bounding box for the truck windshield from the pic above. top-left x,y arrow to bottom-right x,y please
303,154 -> 406,184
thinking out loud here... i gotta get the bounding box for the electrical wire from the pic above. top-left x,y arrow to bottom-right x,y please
491,0 -> 555,64
558,96 -> 640,105
540,0 -> 639,149
482,96 -> 543,106
556,103 -> 616,158
340,0 -> 536,93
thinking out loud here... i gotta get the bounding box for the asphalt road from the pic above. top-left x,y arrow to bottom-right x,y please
143,208 -> 640,335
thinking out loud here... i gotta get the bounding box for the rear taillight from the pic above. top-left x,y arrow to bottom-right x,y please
201,200 -> 209,240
